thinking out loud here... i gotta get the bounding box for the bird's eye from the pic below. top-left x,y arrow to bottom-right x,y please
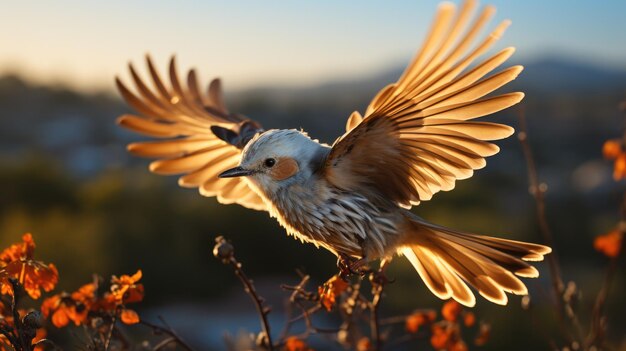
264,158 -> 276,168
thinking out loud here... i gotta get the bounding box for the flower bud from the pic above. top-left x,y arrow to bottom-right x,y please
213,236 -> 234,263
22,310 -> 43,329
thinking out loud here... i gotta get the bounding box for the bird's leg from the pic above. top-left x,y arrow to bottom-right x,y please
337,253 -> 369,279
337,254 -> 350,278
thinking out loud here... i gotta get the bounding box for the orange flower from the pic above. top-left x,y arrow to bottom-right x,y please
356,337 -> 372,351
441,300 -> 461,322
33,328 -> 47,351
613,154 -> 626,180
0,233 -> 35,263
594,229 -> 623,258
111,270 -> 144,304
92,292 -> 118,312
71,283 -> 96,303
0,234 -> 58,299
406,312 -> 426,333
41,293 -> 89,327
42,274 -> 145,329
406,311 -> 436,333
430,325 -> 451,349
463,312 -> 476,327
318,275 -> 349,311
284,336 -> 312,351
603,140 -> 622,159
120,309 -> 140,325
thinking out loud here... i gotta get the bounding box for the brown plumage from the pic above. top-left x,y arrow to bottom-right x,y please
116,0 -> 551,307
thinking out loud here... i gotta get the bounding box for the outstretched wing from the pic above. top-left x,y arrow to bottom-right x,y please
116,56 -> 267,211
326,0 -> 522,208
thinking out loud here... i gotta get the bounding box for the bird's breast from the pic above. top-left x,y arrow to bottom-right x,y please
267,182 -> 399,259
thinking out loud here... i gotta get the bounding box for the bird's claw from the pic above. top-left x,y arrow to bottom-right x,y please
337,253 -> 370,280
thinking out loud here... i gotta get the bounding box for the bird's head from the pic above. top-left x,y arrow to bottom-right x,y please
218,129 -> 328,195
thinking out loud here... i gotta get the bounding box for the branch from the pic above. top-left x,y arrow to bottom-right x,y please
585,193 -> 626,348
140,316 -> 196,351
369,281 -> 383,351
8,278 -> 31,351
214,236 -> 274,350
517,110 -> 565,317
518,108 -> 589,345
369,259 -> 390,351
103,313 -> 116,351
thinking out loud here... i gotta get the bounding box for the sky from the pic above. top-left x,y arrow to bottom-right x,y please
2,0 -> 626,93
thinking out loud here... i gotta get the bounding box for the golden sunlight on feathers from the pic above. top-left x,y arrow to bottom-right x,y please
116,0 -> 551,307
327,0 -> 522,209
116,56 -> 266,211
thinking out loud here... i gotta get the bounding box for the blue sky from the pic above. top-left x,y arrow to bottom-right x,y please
1,0 -> 625,92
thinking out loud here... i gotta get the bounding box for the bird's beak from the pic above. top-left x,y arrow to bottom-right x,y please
218,166 -> 256,178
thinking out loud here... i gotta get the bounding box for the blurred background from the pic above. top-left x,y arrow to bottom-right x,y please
0,0 -> 625,349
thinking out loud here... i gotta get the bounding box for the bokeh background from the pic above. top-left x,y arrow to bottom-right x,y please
1,0 -> 625,349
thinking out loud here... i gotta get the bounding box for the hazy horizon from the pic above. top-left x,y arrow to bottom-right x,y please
2,0 -> 626,94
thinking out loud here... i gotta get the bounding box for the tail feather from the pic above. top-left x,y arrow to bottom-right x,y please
400,219 -> 551,306
434,237 -> 528,294
402,247 -> 450,299
436,230 -> 541,277
433,255 -> 476,306
428,239 -> 510,305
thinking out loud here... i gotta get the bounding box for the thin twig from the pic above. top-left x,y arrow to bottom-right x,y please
517,109 -> 565,320
285,305 -> 322,326
279,275 -> 315,340
518,107 -> 591,347
585,193 -> 625,348
343,276 -> 365,349
152,336 -> 176,351
103,313 -> 116,351
370,283 -> 383,351
278,296 -> 295,342
369,259 -> 390,351
214,236 -> 274,350
229,258 -> 274,350
9,279 -> 29,351
585,256 -> 619,349
32,339 -> 62,351
140,317 -> 196,351
292,299 -> 340,339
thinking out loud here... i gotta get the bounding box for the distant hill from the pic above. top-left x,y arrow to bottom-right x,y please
515,57 -> 626,93
231,56 -> 626,102
0,55 -> 624,179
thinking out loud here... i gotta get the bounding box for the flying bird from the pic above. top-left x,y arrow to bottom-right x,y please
116,0 -> 551,307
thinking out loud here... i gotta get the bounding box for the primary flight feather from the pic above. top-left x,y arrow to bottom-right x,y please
116,0 -> 551,307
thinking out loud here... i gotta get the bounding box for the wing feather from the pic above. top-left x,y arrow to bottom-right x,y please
325,0 -> 521,207
117,56 -> 266,211
127,138 -> 222,158
149,147 -> 238,175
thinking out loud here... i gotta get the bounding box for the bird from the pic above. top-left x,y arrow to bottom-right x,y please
115,0 -> 551,307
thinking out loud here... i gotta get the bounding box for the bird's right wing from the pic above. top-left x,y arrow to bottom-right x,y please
326,0 -> 521,208
116,56 -> 267,211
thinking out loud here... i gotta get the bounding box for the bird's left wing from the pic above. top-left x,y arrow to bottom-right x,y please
325,0 -> 522,208
116,56 -> 267,211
